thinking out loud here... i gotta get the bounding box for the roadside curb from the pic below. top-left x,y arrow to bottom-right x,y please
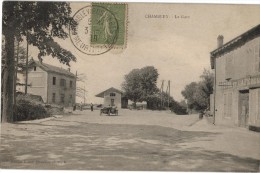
202,116 -> 259,134
188,118 -> 201,126
16,115 -> 63,124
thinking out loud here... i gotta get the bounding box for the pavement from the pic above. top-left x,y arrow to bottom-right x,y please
0,109 -> 259,171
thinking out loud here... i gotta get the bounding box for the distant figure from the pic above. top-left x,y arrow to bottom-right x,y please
199,110 -> 204,119
80,102 -> 83,111
91,103 -> 93,112
73,104 -> 76,111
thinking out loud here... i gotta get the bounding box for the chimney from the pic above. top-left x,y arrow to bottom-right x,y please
217,35 -> 224,48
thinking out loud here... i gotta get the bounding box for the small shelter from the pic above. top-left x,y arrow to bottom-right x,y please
96,87 -> 128,108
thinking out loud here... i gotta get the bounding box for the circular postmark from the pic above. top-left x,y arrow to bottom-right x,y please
69,5 -> 119,55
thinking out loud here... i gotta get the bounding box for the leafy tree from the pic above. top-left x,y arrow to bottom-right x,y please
122,66 -> 186,114
179,100 -> 188,109
122,66 -> 159,107
2,2 -> 77,122
181,82 -> 200,111
181,69 -> 214,113
139,66 -> 159,101
199,69 -> 214,108
170,100 -> 188,115
122,69 -> 143,107
146,91 -> 187,114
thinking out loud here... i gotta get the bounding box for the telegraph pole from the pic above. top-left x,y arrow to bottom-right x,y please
168,80 -> 170,109
25,32 -> 29,94
14,40 -> 19,105
165,80 -> 171,109
160,80 -> 164,109
84,85 -> 86,104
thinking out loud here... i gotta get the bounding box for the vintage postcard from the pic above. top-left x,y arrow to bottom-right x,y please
1,1 -> 260,172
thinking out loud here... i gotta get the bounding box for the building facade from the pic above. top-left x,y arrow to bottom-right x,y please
18,60 -> 76,107
96,87 -> 128,108
210,25 -> 260,130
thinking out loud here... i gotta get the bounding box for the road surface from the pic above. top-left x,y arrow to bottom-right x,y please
0,109 -> 259,171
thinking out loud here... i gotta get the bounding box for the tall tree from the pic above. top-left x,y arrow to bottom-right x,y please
199,69 -> 214,108
139,66 -> 159,101
122,69 -> 143,106
2,2 -> 16,122
181,82 -> 199,111
181,69 -> 214,113
2,2 -> 77,122
122,66 -> 159,107
146,91 -> 187,114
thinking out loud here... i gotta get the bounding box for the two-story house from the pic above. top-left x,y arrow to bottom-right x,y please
18,59 -> 77,107
210,24 -> 260,130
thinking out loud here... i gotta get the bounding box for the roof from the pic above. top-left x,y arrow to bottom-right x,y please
210,24 -> 260,69
96,87 -> 123,98
29,59 -> 76,78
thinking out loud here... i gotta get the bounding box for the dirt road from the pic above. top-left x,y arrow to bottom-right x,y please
0,109 -> 259,171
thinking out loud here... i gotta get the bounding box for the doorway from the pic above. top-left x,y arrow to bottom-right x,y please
239,90 -> 249,127
111,99 -> 115,106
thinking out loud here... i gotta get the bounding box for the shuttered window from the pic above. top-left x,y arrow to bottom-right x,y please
254,43 -> 260,73
53,77 -> 56,85
60,79 -> 66,87
225,53 -> 233,80
224,92 -> 232,118
258,89 -> 260,120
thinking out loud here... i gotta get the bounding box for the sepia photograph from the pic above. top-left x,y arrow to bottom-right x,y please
0,1 -> 260,172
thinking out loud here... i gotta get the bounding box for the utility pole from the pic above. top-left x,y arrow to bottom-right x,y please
84,85 -> 86,104
14,40 -> 19,105
13,39 -> 19,121
25,32 -> 29,94
165,80 -> 171,109
168,80 -> 171,109
160,80 -> 164,109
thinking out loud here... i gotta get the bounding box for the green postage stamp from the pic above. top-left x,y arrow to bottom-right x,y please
70,3 -> 128,55
91,3 -> 127,46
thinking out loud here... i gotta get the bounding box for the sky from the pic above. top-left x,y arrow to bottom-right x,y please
27,3 -> 260,104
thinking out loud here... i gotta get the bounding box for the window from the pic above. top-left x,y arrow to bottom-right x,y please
225,53 -> 233,80
70,81 -> 73,88
34,66 -> 37,71
53,77 -> 56,85
60,79 -> 66,87
224,92 -> 232,118
254,44 -> 260,73
60,94 -> 65,104
258,90 -> 260,120
110,93 -> 116,97
52,93 -> 56,103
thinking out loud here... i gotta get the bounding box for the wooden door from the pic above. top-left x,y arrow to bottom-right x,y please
111,99 -> 115,106
239,90 -> 249,127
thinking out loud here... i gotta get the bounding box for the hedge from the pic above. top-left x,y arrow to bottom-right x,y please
15,99 -> 50,121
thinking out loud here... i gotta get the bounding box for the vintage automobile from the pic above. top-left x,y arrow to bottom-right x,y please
100,106 -> 118,116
